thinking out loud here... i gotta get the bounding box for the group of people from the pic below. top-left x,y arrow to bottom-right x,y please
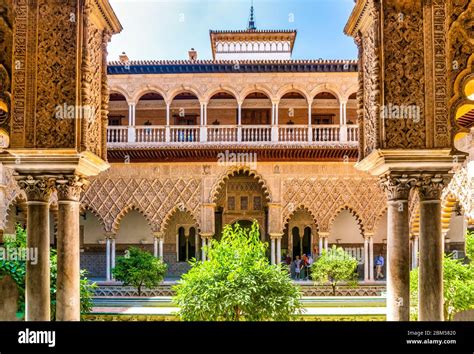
281,252 -> 386,281
284,254 -> 314,280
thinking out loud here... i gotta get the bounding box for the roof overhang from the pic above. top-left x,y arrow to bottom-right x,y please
107,144 -> 358,163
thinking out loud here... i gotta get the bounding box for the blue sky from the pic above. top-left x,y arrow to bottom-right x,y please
108,0 -> 357,61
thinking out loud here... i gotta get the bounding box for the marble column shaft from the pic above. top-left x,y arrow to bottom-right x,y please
56,177 -> 86,321
380,174 -> 414,321
18,176 -> 56,321
417,175 -> 449,321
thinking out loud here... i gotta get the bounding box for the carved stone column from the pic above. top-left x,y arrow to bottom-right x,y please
275,234 -> 282,264
104,231 -> 115,281
417,174 -> 450,321
17,176 -> 56,321
269,233 -> 283,265
100,30 -> 112,161
380,174 -> 415,321
363,236 -> 369,282
55,176 -> 87,321
366,232 -> 375,281
200,233 -> 213,261
152,231 -> 163,258
153,235 -> 158,258
270,238 -> 276,264
160,237 -> 164,259
412,233 -> 419,269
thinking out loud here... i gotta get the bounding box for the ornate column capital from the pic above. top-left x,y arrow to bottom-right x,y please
269,233 -> 283,240
153,231 -> 164,239
379,173 -> 417,201
416,173 -> 451,201
104,231 -> 116,240
200,233 -> 214,241
56,176 -> 89,202
16,175 -> 56,202
364,232 -> 375,239
318,231 -> 330,238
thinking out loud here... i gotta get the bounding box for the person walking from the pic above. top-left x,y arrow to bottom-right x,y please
300,254 -> 307,280
294,256 -> 301,280
375,253 -> 385,280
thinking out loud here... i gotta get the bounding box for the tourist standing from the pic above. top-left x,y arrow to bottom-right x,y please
300,254 -> 307,280
294,256 -> 301,280
375,253 -> 385,280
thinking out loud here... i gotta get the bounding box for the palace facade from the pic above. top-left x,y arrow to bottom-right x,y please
3,5 -> 470,280
0,0 -> 473,322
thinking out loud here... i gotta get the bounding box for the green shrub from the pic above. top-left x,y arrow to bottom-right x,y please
112,247 -> 167,296
173,221 -> 302,321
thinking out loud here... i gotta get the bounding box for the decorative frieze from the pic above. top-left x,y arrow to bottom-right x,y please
282,175 -> 386,233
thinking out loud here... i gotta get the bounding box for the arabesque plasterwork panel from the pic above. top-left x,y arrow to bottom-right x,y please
81,4 -> 105,156
282,176 -> 386,234
81,173 -> 202,234
383,1 -> 426,149
34,0 -> 77,148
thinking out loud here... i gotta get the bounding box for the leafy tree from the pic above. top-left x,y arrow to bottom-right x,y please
311,245 -> 359,296
0,225 -> 27,313
112,246 -> 167,296
173,221 -> 302,321
0,224 -> 96,320
410,231 -> 474,321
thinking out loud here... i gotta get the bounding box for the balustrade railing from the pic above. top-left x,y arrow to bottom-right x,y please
107,126 -> 128,143
241,125 -> 272,142
347,125 -> 359,142
107,124 -> 359,145
136,126 -> 166,143
170,126 -> 200,143
278,125 -> 308,142
312,125 -> 340,142
207,125 -> 238,142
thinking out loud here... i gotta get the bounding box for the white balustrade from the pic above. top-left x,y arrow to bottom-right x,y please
312,125 -> 340,142
170,126 -> 200,143
207,125 -> 238,142
241,125 -> 272,142
347,125 -> 359,142
107,124 -> 359,145
107,126 -> 128,143
136,126 -> 166,143
278,125 -> 308,142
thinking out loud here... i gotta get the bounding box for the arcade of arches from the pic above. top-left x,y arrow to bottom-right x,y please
3,162 -> 469,282
0,0 -> 473,324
